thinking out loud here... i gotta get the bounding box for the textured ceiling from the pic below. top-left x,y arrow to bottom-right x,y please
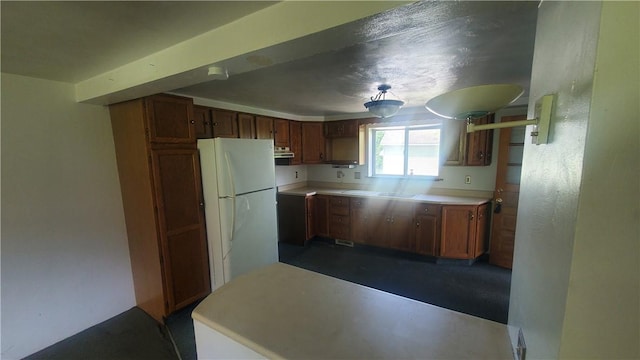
1,1 -> 538,119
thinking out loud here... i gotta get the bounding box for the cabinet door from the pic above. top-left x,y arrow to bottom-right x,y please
151,148 -> 210,312
350,198 -> 368,243
415,203 -> 441,256
364,199 -> 390,248
305,196 -> 316,240
276,194 -> 307,245
211,109 -> 238,138
237,113 -> 256,139
474,203 -> 489,257
193,105 -> 213,139
387,202 -> 415,252
289,121 -> 302,165
256,116 -> 274,140
145,94 -> 195,144
274,119 -> 290,148
314,195 -> 330,237
301,122 -> 325,164
466,115 -> 493,166
441,205 -> 477,259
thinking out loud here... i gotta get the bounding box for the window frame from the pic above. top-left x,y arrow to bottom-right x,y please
366,120 -> 442,179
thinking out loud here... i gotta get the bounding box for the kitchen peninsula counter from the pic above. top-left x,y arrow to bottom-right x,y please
192,263 -> 513,359
277,186 -> 491,205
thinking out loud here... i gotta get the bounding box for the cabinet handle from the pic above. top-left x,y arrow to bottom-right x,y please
479,151 -> 484,159
469,211 -> 475,221
423,208 -> 429,213
190,119 -> 195,124
416,221 -> 420,227
320,153 -> 324,160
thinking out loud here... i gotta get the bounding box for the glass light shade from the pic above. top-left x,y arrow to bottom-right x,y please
364,99 -> 404,118
425,84 -> 524,119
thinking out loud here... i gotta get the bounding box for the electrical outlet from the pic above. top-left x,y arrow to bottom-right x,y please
516,329 -> 526,360
295,171 -> 298,179
354,172 -> 361,180
465,175 -> 471,184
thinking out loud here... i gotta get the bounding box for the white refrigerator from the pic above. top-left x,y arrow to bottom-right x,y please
197,138 -> 279,291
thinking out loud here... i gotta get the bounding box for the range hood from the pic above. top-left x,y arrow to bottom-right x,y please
274,147 -> 295,165
274,147 -> 295,159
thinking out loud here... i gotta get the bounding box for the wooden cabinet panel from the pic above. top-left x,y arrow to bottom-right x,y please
193,105 -> 212,139
466,115 -> 493,166
151,148 -> 210,312
145,94 -> 195,144
256,116 -> 274,140
314,195 -> 330,237
274,119 -> 290,148
329,196 -> 350,239
387,202 -> 415,252
301,122 -> 325,164
325,119 -> 358,138
211,109 -> 238,138
442,114 -> 493,166
440,204 -> 490,260
238,113 -> 256,139
277,194 -> 308,245
474,203 -> 489,257
415,203 -> 441,256
289,121 -> 302,165
110,95 -> 210,321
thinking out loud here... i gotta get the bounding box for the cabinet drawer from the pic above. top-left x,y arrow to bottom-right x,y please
330,214 -> 350,225
329,223 -> 350,239
415,203 -> 441,216
330,196 -> 350,215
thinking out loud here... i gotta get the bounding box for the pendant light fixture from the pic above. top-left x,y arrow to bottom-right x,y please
364,84 -> 404,118
425,84 -> 555,145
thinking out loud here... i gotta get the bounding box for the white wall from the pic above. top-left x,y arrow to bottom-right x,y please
1,73 -> 135,359
509,2 -> 639,359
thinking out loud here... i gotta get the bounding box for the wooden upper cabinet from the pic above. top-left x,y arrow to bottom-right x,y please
238,113 -> 256,139
325,120 -> 359,138
441,114 -> 494,166
211,109 -> 238,138
274,119 -> 290,148
145,94 -> 195,144
193,105 -> 213,139
466,114 -> 494,166
301,122 -> 325,164
256,116 -> 274,140
289,121 -> 302,165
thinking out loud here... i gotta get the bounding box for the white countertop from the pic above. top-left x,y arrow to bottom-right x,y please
192,263 -> 513,359
278,187 -> 491,205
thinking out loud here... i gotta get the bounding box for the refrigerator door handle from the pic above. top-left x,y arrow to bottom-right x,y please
223,151 -> 236,243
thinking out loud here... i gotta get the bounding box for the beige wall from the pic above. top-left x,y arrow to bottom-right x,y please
509,2 -> 639,359
1,73 -> 135,359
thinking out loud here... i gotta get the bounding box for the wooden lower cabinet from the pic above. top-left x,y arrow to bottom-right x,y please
282,192 -> 489,262
351,198 -> 414,251
314,195 -> 330,237
277,194 -> 314,245
329,196 -> 350,239
440,204 -> 489,259
415,203 -> 442,256
110,96 -> 210,322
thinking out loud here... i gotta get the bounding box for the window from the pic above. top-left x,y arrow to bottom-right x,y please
368,123 -> 441,177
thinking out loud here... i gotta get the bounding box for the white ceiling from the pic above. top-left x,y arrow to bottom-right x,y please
1,1 -> 538,119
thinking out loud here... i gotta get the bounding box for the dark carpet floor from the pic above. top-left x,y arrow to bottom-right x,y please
27,238 -> 511,359
24,307 -> 178,360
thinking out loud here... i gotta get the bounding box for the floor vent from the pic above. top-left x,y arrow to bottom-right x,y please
335,239 -> 354,247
